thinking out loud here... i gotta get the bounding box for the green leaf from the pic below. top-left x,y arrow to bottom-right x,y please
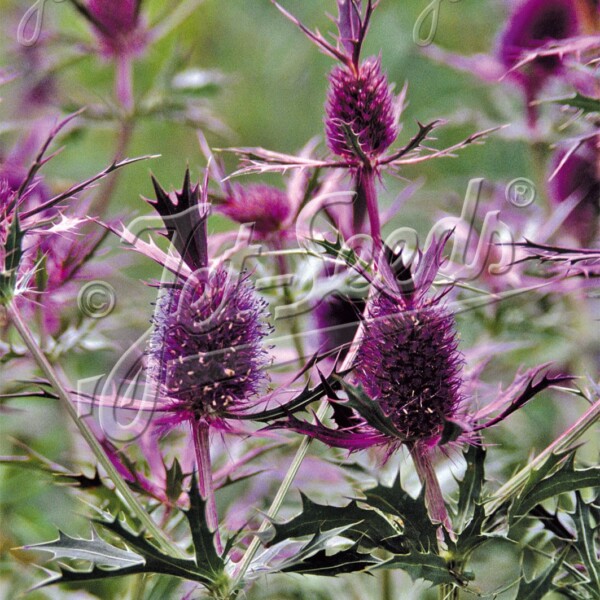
95,516 -> 210,583
338,379 -> 406,441
572,493 -> 600,592
281,544 -> 380,576
362,475 -> 439,550
184,473 -> 225,577
22,528 -> 144,568
268,493 -> 407,553
165,458 -> 184,504
379,551 -> 458,586
0,212 -> 24,304
454,445 -> 486,533
511,456 -> 600,519
553,94 -> 600,114
515,546 -> 569,600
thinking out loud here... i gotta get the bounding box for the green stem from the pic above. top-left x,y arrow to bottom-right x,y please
230,401 -> 330,589
381,569 -> 393,600
7,303 -> 187,560
485,397 -> 600,515
439,583 -> 460,600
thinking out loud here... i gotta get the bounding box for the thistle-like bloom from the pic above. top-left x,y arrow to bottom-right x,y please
147,268 -> 271,428
354,286 -> 462,445
268,235 -> 569,453
326,56 -> 398,162
136,170 -> 272,552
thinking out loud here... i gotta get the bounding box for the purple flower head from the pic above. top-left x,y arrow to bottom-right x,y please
498,0 -> 579,95
85,0 -> 147,57
326,57 -> 399,162
219,183 -> 291,236
548,138 -> 600,245
147,269 -> 271,427
354,286 -> 463,445
144,171 -> 272,427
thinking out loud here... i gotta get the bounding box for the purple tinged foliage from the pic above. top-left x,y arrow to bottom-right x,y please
326,57 -> 398,162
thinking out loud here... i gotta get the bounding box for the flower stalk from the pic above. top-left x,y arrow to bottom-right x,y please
485,396 -> 600,516
231,400 -> 330,590
6,302 -> 187,560
193,420 -> 223,554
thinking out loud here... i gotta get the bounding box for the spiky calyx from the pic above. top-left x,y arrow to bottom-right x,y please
325,57 -> 398,162
219,184 -> 291,235
147,268 -> 271,424
355,292 -> 463,443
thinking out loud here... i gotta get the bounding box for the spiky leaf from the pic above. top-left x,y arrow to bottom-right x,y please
22,528 -> 144,568
379,551 -> 459,586
184,473 -> 224,576
515,546 -> 568,600
268,493 -> 407,553
554,94 -> 600,114
281,544 -> 379,576
362,475 -> 439,550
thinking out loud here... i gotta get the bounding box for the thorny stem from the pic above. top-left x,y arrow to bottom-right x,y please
231,400 -> 330,589
485,397 -> 600,515
193,420 -> 223,554
7,303 -> 187,560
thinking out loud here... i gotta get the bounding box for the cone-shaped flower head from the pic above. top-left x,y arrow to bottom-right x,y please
498,0 -> 579,95
147,269 -> 271,425
145,171 -> 271,427
266,237 -> 464,453
219,183 -> 291,235
85,0 -> 147,57
354,284 -> 462,444
325,57 -> 398,162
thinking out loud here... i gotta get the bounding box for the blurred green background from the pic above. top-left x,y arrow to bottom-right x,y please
1,0 -> 598,598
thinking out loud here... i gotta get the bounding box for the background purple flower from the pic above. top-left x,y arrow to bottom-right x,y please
548,138 -> 599,246
86,0 -> 147,58
218,183 -> 291,236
